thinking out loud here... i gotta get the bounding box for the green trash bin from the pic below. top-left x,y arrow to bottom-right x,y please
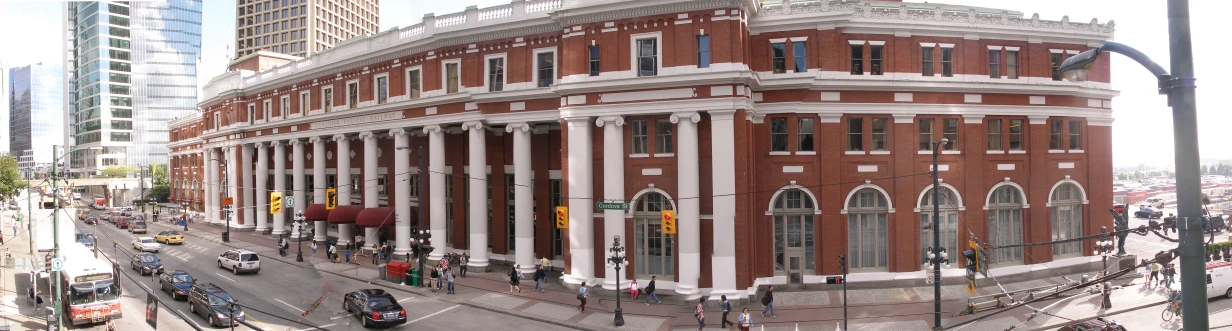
408,269 -> 419,287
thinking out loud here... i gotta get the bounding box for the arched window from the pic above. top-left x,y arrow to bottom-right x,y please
848,188 -> 889,271
772,189 -> 815,285
919,186 -> 959,269
1051,183 -> 1084,257
633,192 -> 673,278
988,185 -> 1024,265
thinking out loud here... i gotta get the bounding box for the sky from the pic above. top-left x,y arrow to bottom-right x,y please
0,0 -> 1225,167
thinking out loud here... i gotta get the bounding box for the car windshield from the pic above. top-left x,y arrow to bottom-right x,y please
368,297 -> 395,308
139,255 -> 159,263
95,281 -> 119,301
207,292 -> 233,306
173,274 -> 193,283
140,238 -> 156,244
240,254 -> 259,262
164,231 -> 180,236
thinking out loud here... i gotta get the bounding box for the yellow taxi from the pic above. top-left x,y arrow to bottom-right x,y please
154,230 -> 184,245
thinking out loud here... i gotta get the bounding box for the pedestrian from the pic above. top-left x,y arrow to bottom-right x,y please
311,241 -> 317,257
328,243 -> 337,263
644,275 -> 660,304
1141,259 -> 1150,284
460,253 -> 469,278
509,265 -> 522,293
447,268 -> 456,294
344,247 -> 352,263
429,266 -> 439,293
694,298 -> 706,330
1164,263 -> 1177,288
381,243 -> 391,262
737,308 -> 753,331
540,256 -> 550,270
11,222 -> 16,236
720,295 -> 734,328
629,279 -> 639,300
577,282 -> 590,312
1149,262 -> 1161,286
533,265 -> 546,292
437,266 -> 445,290
371,244 -> 379,264
760,285 -> 776,318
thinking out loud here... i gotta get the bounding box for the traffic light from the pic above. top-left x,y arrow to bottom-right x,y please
976,246 -> 989,278
270,192 -> 283,214
826,276 -> 845,284
325,188 -> 337,210
839,254 -> 847,274
554,206 -> 568,229
963,248 -> 978,282
661,210 -> 676,234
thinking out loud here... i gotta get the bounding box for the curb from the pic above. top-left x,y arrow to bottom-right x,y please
1026,299 -> 1167,331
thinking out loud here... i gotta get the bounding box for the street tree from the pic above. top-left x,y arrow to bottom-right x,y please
100,165 -> 137,178
149,163 -> 169,202
0,156 -> 24,198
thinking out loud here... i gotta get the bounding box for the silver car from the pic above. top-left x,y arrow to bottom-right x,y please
132,237 -> 162,253
217,249 -> 261,275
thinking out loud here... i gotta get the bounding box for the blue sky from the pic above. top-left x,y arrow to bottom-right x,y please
0,0 -> 1226,167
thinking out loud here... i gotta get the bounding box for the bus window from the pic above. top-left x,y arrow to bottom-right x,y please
95,281 -> 119,301
70,284 -> 94,305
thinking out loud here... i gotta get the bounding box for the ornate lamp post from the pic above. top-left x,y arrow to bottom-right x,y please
606,235 -> 627,326
929,138 -> 948,331
1094,226 -> 1115,277
181,202 -> 189,231
294,210 -> 307,262
411,228 -> 432,287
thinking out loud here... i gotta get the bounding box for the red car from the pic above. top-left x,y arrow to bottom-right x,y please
1113,203 -> 1127,214
115,217 -> 130,229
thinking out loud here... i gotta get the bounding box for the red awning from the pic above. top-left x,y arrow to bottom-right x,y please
304,204 -> 329,220
356,207 -> 394,228
327,205 -> 363,224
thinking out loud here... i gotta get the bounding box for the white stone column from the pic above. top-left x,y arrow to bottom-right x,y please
507,123 -> 535,274
390,129 -> 412,257
671,111 -> 701,296
226,146 -> 239,219
241,144 -> 254,228
311,137 -> 328,242
564,117 -> 594,285
597,116 -> 625,290
360,131 -> 380,252
291,139 -> 306,237
272,141 -> 287,236
424,125 -> 446,260
205,149 -> 217,224
334,134 -> 353,246
255,143 -> 269,232
710,110 -> 739,297
463,121 -> 490,269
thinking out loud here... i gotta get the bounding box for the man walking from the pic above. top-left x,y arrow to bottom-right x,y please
644,275 -> 660,304
533,265 -> 546,292
446,268 -> 456,294
760,285 -> 776,318
1163,263 -> 1177,288
719,295 -> 734,328
328,243 -> 337,262
371,243 -> 380,264
460,253 -> 469,278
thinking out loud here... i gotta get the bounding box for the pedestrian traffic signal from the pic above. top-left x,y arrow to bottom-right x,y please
661,210 -> 676,234
839,254 -> 847,273
826,276 -> 844,284
976,246 -> 989,278
963,248 -> 978,282
270,192 -> 283,214
554,206 -> 568,229
325,188 -> 337,210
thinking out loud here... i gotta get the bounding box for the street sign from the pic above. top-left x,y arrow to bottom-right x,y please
285,196 -> 296,208
596,202 -> 629,210
221,197 -> 234,206
50,258 -> 64,271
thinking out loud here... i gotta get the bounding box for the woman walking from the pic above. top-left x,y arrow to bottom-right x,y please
694,298 -> 706,330
738,308 -> 753,331
429,266 -> 440,293
310,241 -> 317,257
577,282 -> 590,312
509,265 -> 523,293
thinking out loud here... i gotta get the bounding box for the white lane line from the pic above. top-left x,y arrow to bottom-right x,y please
275,298 -> 306,313
407,305 -> 460,324
214,273 -> 238,282
138,282 -> 153,293
179,310 -> 204,329
293,323 -> 336,331
397,297 -> 414,302
329,315 -> 348,320
1127,237 -> 1175,249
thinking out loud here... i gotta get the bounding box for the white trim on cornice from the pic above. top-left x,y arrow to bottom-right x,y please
756,102 -> 1113,124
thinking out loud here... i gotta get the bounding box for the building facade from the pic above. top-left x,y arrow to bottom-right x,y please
172,0 -> 1117,299
234,0 -> 379,58
64,0 -> 202,176
9,63 -> 65,174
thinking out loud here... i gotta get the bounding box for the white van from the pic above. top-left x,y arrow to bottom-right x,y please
1205,261 -> 1232,299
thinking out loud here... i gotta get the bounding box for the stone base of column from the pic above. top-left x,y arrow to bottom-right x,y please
561,273 -> 596,286
466,259 -> 490,273
600,279 -> 629,291
707,289 -> 745,301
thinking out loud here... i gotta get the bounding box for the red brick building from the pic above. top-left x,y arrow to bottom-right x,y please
169,0 -> 1117,299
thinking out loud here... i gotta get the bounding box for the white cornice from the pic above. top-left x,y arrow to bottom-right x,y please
756,102 -> 1114,126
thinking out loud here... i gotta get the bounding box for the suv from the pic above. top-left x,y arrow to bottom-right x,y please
188,283 -> 245,327
342,289 -> 407,328
217,249 -> 261,275
129,221 -> 148,234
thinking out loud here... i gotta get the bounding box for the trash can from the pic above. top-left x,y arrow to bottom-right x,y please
407,268 -> 419,287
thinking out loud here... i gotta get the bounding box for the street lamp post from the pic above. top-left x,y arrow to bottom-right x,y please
411,228 -> 432,287
1094,226 -> 1115,277
294,210 -> 306,262
181,202 -> 189,231
209,157 -> 230,243
606,235 -> 627,327
1059,1 -> 1204,327
929,138 -> 949,331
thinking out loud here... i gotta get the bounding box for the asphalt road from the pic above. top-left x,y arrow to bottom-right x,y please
1094,288 -> 1232,330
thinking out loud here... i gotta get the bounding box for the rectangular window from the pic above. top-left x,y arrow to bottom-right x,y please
446,63 -> 459,94
1008,119 -> 1024,151
850,44 -> 863,75
537,52 -> 554,87
299,92 -> 309,116
631,120 -> 648,154
847,118 -> 864,151
263,100 -> 272,121
1006,51 -> 1019,79
921,46 -> 934,76
322,87 -> 333,112
1049,119 -> 1063,149
871,118 -> 889,151
697,35 -> 710,68
989,49 -> 1002,78
346,82 -> 358,109
792,41 -> 807,72
943,118 -> 959,151
637,39 -> 657,77
771,42 -> 786,74
408,173 -> 420,199
377,174 -> 388,196
655,119 -> 673,154
550,179 -> 563,257
280,95 -> 290,119
1051,53 -> 1064,81
918,119 -> 935,151
247,104 -> 255,124
797,118 -> 814,152
488,58 -> 504,92
987,119 -> 1003,150
870,45 -> 883,75
770,117 -> 788,152
376,76 -> 388,104
408,69 -> 421,99
589,46 -> 600,76
351,174 -> 361,192
1069,120 -> 1083,150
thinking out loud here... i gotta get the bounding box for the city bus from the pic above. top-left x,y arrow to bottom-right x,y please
57,243 -> 122,325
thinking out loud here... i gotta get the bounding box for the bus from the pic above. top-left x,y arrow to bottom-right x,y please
57,243 -> 122,324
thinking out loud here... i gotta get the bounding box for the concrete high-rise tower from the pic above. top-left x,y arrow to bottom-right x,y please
233,0 -> 379,58
9,63 -> 64,174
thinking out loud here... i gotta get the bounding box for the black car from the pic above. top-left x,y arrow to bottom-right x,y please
1135,207 -> 1163,219
343,289 -> 407,328
130,253 -> 163,275
188,283 -> 244,327
159,270 -> 195,300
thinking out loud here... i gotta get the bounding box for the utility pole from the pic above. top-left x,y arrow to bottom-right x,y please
1166,1 -> 1208,329
51,145 -> 63,330
26,168 -> 33,256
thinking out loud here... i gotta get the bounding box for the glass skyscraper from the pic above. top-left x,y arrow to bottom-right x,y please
9,63 -> 65,174
65,0 -> 202,175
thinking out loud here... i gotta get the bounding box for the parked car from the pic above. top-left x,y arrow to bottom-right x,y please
1134,207 -> 1163,219
129,221 -> 148,234
159,270 -> 195,300
216,249 -> 260,275
342,289 -> 407,328
188,283 -> 245,327
1057,317 -> 1127,331
130,253 -> 163,275
132,237 -> 162,253
154,230 -> 184,245
1112,203 -> 1127,215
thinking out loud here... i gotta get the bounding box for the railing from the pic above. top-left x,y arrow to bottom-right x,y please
479,4 -> 513,21
434,12 -> 467,28
525,0 -> 560,13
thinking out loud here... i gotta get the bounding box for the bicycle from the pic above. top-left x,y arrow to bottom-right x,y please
1162,299 -> 1182,322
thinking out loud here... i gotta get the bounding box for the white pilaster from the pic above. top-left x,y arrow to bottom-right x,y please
463,121 -> 490,269
334,134 -> 353,246
204,149 -> 217,224
272,141 -> 287,235
240,144 -> 254,229
671,111 -> 701,297
226,146 -> 239,217
255,143 -> 269,232
311,137 -> 328,242
597,116 -> 626,290
390,129 -> 412,257
710,110 -> 739,298
564,117 -> 594,285
425,125 -> 446,261
361,131 -> 379,251
291,139 -> 306,237
507,123 -> 535,274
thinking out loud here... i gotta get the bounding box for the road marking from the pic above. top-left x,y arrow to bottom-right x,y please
178,310 -> 204,329
407,305 -> 459,324
214,273 -> 238,282
330,315 -> 348,320
275,298 -> 305,313
1127,237 -> 1176,249
246,314 -> 276,331
397,297 -> 414,302
293,323 -> 336,331
138,282 -> 153,293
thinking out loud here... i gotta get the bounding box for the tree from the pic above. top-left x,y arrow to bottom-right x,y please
100,165 -> 137,178
149,163 -> 169,202
0,156 -> 24,197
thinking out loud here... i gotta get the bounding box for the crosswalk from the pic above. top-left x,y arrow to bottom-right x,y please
159,242 -> 213,262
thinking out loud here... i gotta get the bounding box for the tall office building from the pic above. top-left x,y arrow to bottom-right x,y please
9,63 -> 64,174
64,1 -> 202,176
234,0 -> 379,58
0,59 -> 9,156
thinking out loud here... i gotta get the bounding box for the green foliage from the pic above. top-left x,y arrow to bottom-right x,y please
147,185 -> 169,203
100,165 -> 137,178
150,163 -> 167,186
0,156 -> 25,197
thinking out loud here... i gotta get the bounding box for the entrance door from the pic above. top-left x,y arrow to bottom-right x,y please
784,216 -> 805,288
635,219 -> 673,278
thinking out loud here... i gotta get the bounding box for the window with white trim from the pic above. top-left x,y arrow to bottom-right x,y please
1049,119 -> 1063,150
375,75 -> 388,104
1006,50 -> 1019,79
1069,120 -> 1084,150
299,91 -> 309,116
445,62 -> 460,94
798,118 -> 814,152
922,46 -> 934,76
322,86 -> 333,112
636,38 -> 657,77
655,119 -> 673,154
280,95 -> 290,119
849,44 -> 863,75
772,42 -> 786,74
697,35 -> 710,68
377,174 -> 387,197
1051,183 -> 1084,257
1051,52 -> 1065,81
589,46 -> 600,76
989,49 -> 1002,78
770,117 -> 788,152
792,41 -> 807,73
848,188 -> 889,271
1009,119 -> 1024,151
263,99 -> 272,121
941,47 -> 954,77
631,120 -> 648,154
942,118 -> 959,151
407,68 -> 421,99
987,119 -> 1002,151
346,81 -> 358,109
918,118 -> 934,151
486,56 -> 505,92
535,50 -> 555,87
870,45 -> 883,75
247,104 -> 255,124
988,185 -> 1024,265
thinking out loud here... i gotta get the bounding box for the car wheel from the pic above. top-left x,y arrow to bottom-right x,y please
343,303 -> 349,313
210,315 -> 219,327
362,316 -> 370,328
1226,287 -> 1232,299
217,261 -> 223,269
233,266 -> 239,275
189,302 -> 196,314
